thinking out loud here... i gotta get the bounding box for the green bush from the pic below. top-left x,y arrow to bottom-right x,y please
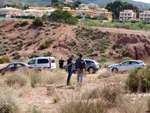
122,57 -> 132,61
0,57 -> 10,64
33,18 -> 43,26
12,52 -> 21,60
126,68 -> 150,92
20,21 -> 29,26
48,9 -> 78,25
97,57 -> 108,62
38,44 -> 48,50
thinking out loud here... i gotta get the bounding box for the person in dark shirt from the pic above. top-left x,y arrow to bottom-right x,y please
59,58 -> 64,69
75,54 -> 86,86
67,53 -> 75,85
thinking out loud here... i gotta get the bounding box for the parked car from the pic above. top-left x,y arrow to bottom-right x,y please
108,60 -> 146,73
27,57 -> 56,70
64,59 -> 100,74
0,62 -> 33,74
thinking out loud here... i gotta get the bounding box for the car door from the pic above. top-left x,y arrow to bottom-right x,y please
119,61 -> 132,72
16,64 -> 25,69
37,59 -> 49,69
7,64 -> 16,72
51,58 -> 56,69
130,61 -> 139,70
28,59 -> 37,68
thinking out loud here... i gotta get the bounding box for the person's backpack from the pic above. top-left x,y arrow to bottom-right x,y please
80,59 -> 86,69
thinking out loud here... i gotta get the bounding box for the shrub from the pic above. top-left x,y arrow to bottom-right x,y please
0,88 -> 20,113
12,52 -> 21,60
101,85 -> 120,105
97,57 -> 108,62
82,88 -> 101,100
38,44 -> 48,50
126,68 -> 150,92
5,71 -> 29,87
30,74 -> 42,87
33,18 -> 43,26
43,51 -> 52,57
41,69 -> 67,85
48,9 -> 78,25
20,21 -> 29,26
53,95 -> 60,103
28,106 -> 42,113
122,57 -> 132,61
148,98 -> 150,112
98,71 -> 114,79
0,57 -> 10,64
61,100 -> 105,113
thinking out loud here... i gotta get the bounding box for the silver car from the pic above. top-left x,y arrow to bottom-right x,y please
108,60 -> 146,73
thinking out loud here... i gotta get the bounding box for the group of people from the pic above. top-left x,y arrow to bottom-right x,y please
59,53 -> 86,86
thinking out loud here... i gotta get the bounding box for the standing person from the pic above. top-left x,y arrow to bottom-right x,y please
67,53 -> 75,85
75,54 -> 86,86
59,58 -> 65,69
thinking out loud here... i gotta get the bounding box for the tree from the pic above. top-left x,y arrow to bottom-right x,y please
33,18 -> 43,26
74,0 -> 82,7
48,9 -> 78,25
106,0 -> 139,19
51,0 -> 58,5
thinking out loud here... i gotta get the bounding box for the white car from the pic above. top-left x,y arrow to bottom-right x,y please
108,60 -> 146,73
28,57 -> 56,70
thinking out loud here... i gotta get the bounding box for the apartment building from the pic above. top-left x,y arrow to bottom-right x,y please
93,8 -> 112,21
23,7 -> 56,17
119,10 -> 136,21
0,7 -> 23,16
139,11 -> 150,22
63,0 -> 74,5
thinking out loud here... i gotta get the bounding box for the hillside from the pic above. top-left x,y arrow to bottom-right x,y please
1,20 -> 150,62
1,0 -> 150,9
83,0 -> 150,9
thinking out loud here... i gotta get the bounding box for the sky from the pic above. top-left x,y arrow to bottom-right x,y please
133,0 -> 150,3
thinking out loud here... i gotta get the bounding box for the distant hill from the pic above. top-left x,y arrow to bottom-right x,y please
1,0 -> 150,9
81,0 -> 150,9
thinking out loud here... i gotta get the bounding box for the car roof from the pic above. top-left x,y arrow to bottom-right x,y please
85,59 -> 96,62
123,60 -> 143,62
31,57 -> 55,59
8,62 -> 28,65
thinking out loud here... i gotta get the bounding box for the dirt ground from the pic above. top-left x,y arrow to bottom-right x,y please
16,69 -> 128,113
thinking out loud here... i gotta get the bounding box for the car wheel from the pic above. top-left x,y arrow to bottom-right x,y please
88,68 -> 95,74
112,68 -> 118,73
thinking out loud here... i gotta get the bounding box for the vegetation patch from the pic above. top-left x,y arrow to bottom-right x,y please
97,57 -> 108,62
0,57 -> 10,64
126,68 -> 150,92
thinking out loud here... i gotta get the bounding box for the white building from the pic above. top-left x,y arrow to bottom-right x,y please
88,3 -> 99,9
0,7 -> 23,16
139,11 -> 150,22
119,10 -> 136,21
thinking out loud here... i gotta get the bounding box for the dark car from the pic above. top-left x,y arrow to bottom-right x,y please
64,59 -> 100,74
0,63 -> 33,75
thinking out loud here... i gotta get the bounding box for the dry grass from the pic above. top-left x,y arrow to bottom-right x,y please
82,87 -> 101,100
60,100 -> 106,113
98,71 -> 115,79
0,87 -> 21,113
5,71 -> 30,87
116,94 -> 146,113
40,69 -> 67,85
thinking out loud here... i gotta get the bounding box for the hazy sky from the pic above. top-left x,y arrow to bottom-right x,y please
133,0 -> 150,3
